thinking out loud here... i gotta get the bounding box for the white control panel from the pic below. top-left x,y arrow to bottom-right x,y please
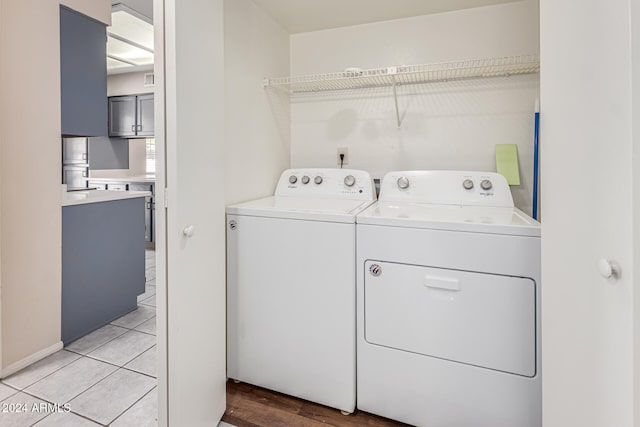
274,168 -> 375,201
378,170 -> 514,207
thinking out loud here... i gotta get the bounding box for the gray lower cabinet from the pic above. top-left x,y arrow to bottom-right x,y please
88,181 -> 155,243
129,183 -> 154,243
88,181 -> 107,190
62,197 -> 146,345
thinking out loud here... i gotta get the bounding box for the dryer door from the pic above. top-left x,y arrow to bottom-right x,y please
364,260 -> 536,377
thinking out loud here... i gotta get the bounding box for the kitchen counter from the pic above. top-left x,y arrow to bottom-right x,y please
62,189 -> 151,207
88,175 -> 156,183
62,194 -> 147,345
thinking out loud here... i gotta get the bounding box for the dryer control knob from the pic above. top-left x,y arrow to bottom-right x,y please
397,176 -> 410,189
314,176 -> 323,185
301,175 -> 310,184
288,175 -> 297,184
480,179 -> 493,191
462,179 -> 474,190
344,175 -> 356,187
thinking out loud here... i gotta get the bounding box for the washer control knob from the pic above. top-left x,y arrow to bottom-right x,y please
288,175 -> 297,184
301,175 -> 310,184
397,176 -> 410,189
462,179 -> 474,190
344,175 -> 356,187
314,176 -> 323,185
480,179 -> 493,191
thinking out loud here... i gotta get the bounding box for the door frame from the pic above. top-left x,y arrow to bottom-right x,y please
154,1 -> 227,425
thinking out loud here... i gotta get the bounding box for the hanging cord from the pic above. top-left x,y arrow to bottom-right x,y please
340,153 -> 344,169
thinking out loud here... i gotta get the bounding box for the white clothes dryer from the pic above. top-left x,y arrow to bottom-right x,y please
356,170 -> 541,427
226,168 -> 375,414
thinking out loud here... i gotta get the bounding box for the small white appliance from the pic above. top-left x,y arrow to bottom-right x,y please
356,170 -> 541,427
226,168 -> 375,413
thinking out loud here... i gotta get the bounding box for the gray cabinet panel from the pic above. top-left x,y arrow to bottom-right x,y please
62,198 -> 146,345
88,137 -> 130,170
137,94 -> 155,137
129,183 -> 154,243
108,94 -> 154,138
60,7 -> 107,137
108,96 -> 137,137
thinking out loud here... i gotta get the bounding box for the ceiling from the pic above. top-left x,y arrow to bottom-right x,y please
252,0 -> 522,34
107,3 -> 154,75
111,0 -> 152,22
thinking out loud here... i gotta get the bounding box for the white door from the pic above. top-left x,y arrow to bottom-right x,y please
540,1 -> 638,426
154,0 -> 227,425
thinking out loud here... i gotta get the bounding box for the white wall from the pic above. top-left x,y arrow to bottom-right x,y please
0,0 -> 109,374
633,1 -> 640,422
224,0 -> 290,204
0,0 -> 63,372
108,71 -> 155,96
290,0 -> 539,213
540,0 -> 635,426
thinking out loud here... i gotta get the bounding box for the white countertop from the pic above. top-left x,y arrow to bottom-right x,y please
62,189 -> 151,207
88,175 -> 156,183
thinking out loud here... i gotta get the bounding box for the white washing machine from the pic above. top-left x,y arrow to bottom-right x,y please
356,170 -> 541,427
226,168 -> 375,413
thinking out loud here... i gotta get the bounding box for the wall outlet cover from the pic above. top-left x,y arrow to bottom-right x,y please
337,147 -> 349,166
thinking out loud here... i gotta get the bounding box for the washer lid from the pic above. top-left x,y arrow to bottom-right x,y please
227,196 -> 375,223
357,202 -> 540,237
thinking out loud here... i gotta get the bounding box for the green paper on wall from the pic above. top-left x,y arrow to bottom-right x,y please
495,144 -> 520,185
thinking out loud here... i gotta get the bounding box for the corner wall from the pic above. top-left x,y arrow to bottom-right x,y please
0,0 -> 111,374
224,0 -> 290,205
290,0 -> 539,213
0,0 -> 63,370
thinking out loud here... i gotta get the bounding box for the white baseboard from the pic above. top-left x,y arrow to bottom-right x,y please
0,341 -> 63,379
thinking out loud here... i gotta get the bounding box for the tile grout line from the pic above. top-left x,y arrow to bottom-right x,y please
64,366 -> 155,426
1,352 -> 82,393
65,327 -> 133,358
107,385 -> 158,426
15,253 -> 158,425
83,343 -> 156,370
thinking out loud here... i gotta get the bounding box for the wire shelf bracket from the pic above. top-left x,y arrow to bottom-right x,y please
263,54 -> 540,127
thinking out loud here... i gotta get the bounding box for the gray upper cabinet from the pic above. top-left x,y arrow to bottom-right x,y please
137,94 -> 155,137
60,6 -> 108,137
108,96 -> 137,136
108,94 -> 154,138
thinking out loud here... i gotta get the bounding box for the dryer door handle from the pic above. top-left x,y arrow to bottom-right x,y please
424,276 -> 460,292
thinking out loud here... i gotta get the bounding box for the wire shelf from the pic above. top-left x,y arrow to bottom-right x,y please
264,54 -> 539,93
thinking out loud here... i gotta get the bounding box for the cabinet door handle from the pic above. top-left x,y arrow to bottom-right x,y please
82,153 -> 87,160
82,171 -> 88,177
137,124 -> 142,132
131,124 -> 136,132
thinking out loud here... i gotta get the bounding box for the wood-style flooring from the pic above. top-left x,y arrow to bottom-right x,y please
222,380 -> 411,427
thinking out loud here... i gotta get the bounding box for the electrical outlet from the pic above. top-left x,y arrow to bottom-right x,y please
337,147 -> 349,166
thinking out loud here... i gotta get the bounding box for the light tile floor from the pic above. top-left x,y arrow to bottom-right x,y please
0,250 -> 233,427
0,250 -> 158,427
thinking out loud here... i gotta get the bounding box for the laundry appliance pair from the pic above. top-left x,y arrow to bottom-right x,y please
226,168 -> 541,427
